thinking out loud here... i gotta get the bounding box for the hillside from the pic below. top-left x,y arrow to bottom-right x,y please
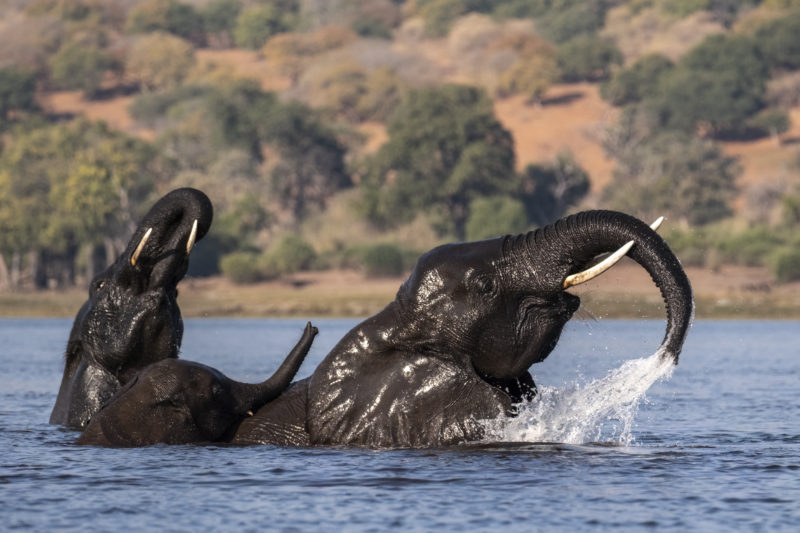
40,73 -> 800,210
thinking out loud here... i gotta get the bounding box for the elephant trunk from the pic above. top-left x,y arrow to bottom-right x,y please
123,188 -> 213,289
506,210 -> 694,363
232,323 -> 318,414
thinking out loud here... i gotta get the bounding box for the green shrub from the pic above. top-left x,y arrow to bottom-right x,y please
265,236 -> 317,274
128,84 -> 212,124
716,226 -> 785,267
361,244 -> 405,277
234,5 -> 288,49
220,252 -> 263,284
557,36 -> 623,82
466,196 -> 528,241
771,247 -> 800,283
746,109 -> 790,138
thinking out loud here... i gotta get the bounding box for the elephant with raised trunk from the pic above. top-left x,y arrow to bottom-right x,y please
233,210 -> 693,448
77,323 -> 318,447
50,188 -> 213,429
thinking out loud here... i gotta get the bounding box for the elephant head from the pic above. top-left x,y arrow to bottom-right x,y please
50,188 -> 213,428
307,210 -> 693,446
399,209 -> 691,379
77,323 -> 318,447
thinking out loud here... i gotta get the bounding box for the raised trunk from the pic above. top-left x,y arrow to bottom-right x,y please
231,323 -> 318,413
122,188 -> 213,290
508,210 -> 693,362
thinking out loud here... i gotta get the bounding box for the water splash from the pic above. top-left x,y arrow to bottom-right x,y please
483,349 -> 675,446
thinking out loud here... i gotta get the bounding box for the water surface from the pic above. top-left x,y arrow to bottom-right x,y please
1,318 -> 798,530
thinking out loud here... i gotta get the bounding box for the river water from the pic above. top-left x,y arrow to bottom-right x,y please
1,318 -> 798,531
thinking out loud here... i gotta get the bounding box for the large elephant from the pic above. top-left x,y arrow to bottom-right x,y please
50,188 -> 213,429
233,210 -> 693,447
77,323 -> 318,447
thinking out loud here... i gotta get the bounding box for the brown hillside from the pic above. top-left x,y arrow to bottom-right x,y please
494,83 -> 618,192
39,50 -> 800,212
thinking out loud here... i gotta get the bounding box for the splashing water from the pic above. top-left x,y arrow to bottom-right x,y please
483,349 -> 675,446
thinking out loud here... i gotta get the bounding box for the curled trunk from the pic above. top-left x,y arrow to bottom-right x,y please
506,210 -> 693,362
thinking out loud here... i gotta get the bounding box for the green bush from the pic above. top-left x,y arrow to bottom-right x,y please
557,36 -> 622,82
756,11 -> 800,71
220,252 -> 263,284
49,42 -> 115,98
234,5 -> 288,49
746,109 -> 790,138
265,235 -> 317,274
128,84 -> 212,124
600,54 -> 674,106
771,247 -> 800,283
361,244 -> 405,277
716,226 -> 785,267
466,196 -> 528,241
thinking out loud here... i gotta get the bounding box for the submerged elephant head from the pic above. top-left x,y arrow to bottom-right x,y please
307,210 -> 693,446
50,188 -> 213,428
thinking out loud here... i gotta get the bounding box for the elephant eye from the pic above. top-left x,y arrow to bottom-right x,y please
477,277 -> 495,294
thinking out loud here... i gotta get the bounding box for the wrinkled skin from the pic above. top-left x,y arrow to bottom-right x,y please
233,210 -> 693,448
50,188 -> 213,429
77,323 -> 318,447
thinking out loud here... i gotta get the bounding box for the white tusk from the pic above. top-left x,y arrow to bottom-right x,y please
130,228 -> 153,267
562,217 -> 665,289
650,216 -> 664,233
186,219 -> 198,255
563,240 -> 634,288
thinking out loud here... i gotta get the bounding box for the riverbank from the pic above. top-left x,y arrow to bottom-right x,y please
1,263 -> 798,319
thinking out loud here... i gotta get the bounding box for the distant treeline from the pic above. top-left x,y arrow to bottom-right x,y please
1,0 -> 800,288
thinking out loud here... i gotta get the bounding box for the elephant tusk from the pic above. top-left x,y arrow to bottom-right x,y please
186,219 -> 198,255
130,228 -> 153,267
562,217 -> 665,289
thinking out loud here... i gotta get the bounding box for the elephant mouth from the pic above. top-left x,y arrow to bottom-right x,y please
515,293 -> 580,367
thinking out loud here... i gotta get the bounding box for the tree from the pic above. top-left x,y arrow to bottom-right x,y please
234,5 -> 290,49
602,130 -> 740,226
126,32 -> 195,91
756,11 -> 800,71
601,54 -> 674,107
0,68 -> 38,121
497,49 -> 559,102
49,41 -> 115,98
0,120 -> 163,288
361,84 -> 516,239
300,62 -> 406,122
126,0 -> 206,45
262,27 -> 357,85
465,195 -> 528,240
262,101 -> 351,220
201,0 -> 242,47
519,151 -> 590,227
557,35 -> 623,82
539,1 -> 608,44
655,34 -> 769,136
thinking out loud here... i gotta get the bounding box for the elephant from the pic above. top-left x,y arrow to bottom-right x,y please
76,323 -> 318,447
232,210 -> 693,448
50,188 -> 213,429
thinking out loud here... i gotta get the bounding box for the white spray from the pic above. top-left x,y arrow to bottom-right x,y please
482,348 -> 675,446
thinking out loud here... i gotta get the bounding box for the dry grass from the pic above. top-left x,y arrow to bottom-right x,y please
4,264 -> 800,319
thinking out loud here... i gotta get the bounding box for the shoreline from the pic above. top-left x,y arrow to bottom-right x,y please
1,264 -> 799,320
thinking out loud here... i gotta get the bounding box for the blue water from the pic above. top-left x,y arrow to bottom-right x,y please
1,318 -> 798,531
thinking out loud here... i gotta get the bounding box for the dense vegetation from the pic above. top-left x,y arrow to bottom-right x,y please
1,0 -> 800,289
